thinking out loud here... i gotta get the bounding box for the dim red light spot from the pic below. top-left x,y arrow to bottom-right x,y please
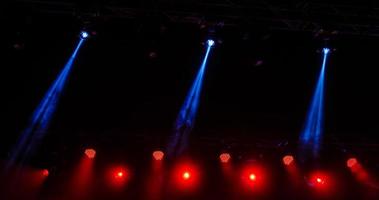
219,153 -> 231,163
283,155 -> 294,166
84,148 -> 96,159
153,151 -> 164,161
42,169 -> 49,177
347,158 -> 358,168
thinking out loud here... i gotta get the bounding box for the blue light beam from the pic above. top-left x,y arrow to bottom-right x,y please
167,42 -> 214,157
7,38 -> 85,168
299,48 -> 330,158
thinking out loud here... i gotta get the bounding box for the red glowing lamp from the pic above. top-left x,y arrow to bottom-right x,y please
282,155 -> 294,166
219,153 -> 231,163
42,169 -> 49,177
182,171 -> 191,180
249,173 -> 257,181
117,172 -> 123,178
84,148 -> 96,159
153,150 -> 164,161
347,158 -> 358,168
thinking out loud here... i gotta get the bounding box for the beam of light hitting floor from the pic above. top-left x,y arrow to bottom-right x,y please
7,38 -> 85,169
299,48 -> 330,158
167,40 -> 214,157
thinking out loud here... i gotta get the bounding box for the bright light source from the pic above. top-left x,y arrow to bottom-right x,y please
347,158 -> 358,168
42,169 -> 49,177
317,178 -> 323,183
84,148 -> 96,159
283,155 -> 294,166
309,172 -> 329,188
323,47 -> 330,54
219,153 -> 231,163
207,39 -> 215,47
183,171 -> 191,180
117,172 -> 123,177
80,31 -> 89,39
153,150 -> 164,161
249,173 -> 256,181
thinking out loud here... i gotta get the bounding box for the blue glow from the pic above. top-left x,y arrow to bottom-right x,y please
207,39 -> 215,47
299,48 -> 330,157
167,42 -> 213,157
80,31 -> 89,39
6,38 -> 85,169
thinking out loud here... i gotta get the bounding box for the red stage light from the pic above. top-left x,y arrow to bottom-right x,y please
116,171 -> 123,178
106,166 -> 130,188
249,173 -> 256,181
309,172 -> 329,188
42,169 -> 49,177
153,151 -> 164,161
283,155 -> 294,166
182,171 -> 191,180
84,148 -> 96,159
347,158 -> 358,168
219,153 -> 231,163
316,177 -> 324,184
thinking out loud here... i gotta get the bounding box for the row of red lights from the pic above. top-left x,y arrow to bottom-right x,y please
83,148 -> 358,168
35,148 -> 366,194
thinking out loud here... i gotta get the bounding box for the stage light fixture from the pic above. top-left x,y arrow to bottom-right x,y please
323,47 -> 330,54
283,155 -> 294,166
207,39 -> 215,47
153,150 -> 164,161
249,173 -> 257,181
183,171 -> 191,180
42,169 -> 49,177
219,153 -> 231,163
80,31 -> 89,39
347,158 -> 358,168
116,171 -> 124,178
84,148 -> 96,159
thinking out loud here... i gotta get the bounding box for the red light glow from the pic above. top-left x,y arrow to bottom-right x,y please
42,169 -> 49,177
249,173 -> 256,181
116,172 -> 123,178
347,158 -> 358,168
240,165 -> 268,193
171,162 -> 201,191
316,178 -> 324,184
84,148 -> 96,159
219,153 -> 231,163
183,172 -> 191,180
106,166 -> 130,188
153,151 -> 164,161
283,155 -> 294,166
308,172 -> 331,190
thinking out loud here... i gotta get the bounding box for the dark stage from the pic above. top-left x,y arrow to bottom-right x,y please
1,0 -> 379,199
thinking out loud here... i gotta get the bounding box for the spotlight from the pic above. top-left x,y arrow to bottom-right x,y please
80,31 -> 89,39
308,172 -> 329,188
183,171 -> 191,180
117,172 -> 123,178
323,47 -> 330,54
347,158 -> 358,168
42,169 -> 49,177
152,150 -> 164,161
282,155 -> 294,166
84,148 -> 96,159
249,173 -> 257,181
207,39 -> 215,47
219,153 -> 231,163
